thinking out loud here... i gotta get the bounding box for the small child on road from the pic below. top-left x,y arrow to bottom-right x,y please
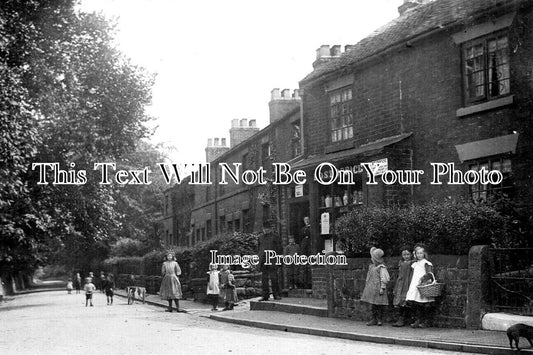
66,278 -> 73,294
84,277 -> 96,307
361,247 -> 390,326
103,274 -> 114,305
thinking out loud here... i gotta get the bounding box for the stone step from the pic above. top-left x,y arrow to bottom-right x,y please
250,298 -> 328,317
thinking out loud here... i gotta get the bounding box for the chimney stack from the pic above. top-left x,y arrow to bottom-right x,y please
398,0 -> 431,16
313,44 -> 344,69
205,137 -> 230,163
229,118 -> 260,147
268,87 -> 301,124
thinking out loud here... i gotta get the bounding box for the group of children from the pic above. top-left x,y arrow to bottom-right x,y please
361,244 -> 436,328
66,272 -> 115,307
206,263 -> 238,311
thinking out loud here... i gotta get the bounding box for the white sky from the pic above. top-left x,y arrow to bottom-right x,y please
79,0 -> 403,164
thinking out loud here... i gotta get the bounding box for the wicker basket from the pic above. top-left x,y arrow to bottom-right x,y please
417,272 -> 444,298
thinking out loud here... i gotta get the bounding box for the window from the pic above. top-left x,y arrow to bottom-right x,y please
242,209 -> 250,233
469,157 -> 513,203
201,227 -> 205,241
291,122 -> 301,158
234,218 -> 241,232
463,33 -> 510,104
329,87 -> 353,142
261,142 -> 271,166
227,220 -> 233,233
242,153 -> 249,171
206,220 -> 212,239
219,216 -> 226,233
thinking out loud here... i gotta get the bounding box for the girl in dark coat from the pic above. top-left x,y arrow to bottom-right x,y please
392,246 -> 413,326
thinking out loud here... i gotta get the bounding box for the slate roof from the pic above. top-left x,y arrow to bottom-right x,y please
300,0 -> 522,85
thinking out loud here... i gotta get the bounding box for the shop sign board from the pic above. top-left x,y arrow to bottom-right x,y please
295,184 -> 304,197
364,158 -> 388,176
321,212 -> 330,235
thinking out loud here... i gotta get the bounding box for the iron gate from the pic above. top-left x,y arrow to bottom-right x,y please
488,248 -> 533,315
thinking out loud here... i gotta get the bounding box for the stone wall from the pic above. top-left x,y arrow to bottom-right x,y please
327,254 -> 469,328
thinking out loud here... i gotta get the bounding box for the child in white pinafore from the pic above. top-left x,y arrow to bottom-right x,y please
206,263 -> 220,311
405,244 -> 435,328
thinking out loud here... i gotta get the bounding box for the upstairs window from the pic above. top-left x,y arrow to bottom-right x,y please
329,87 -> 353,142
291,122 -> 301,158
463,33 -> 510,104
261,142 -> 271,166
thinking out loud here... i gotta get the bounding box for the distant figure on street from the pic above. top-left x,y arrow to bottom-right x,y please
84,277 -> 96,307
361,247 -> 390,326
99,271 -> 106,293
66,278 -> 73,294
74,273 -> 81,294
103,274 -> 114,305
206,263 -> 220,311
258,219 -> 282,301
219,264 -> 237,310
159,252 -> 182,312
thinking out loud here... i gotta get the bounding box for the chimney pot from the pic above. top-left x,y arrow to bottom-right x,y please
271,88 -> 281,100
214,138 -> 219,146
231,118 -> 239,128
249,119 -> 256,127
221,138 -> 226,146
316,45 -> 330,59
240,118 -> 248,127
345,44 -> 355,52
293,89 -> 300,99
207,138 -> 213,147
281,89 -> 291,99
331,45 -> 342,57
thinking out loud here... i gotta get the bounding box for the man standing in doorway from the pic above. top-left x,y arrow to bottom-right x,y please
258,219 -> 282,301
300,216 -> 312,289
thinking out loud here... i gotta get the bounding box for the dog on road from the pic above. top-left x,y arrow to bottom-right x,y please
507,323 -> 533,351
126,286 -> 146,305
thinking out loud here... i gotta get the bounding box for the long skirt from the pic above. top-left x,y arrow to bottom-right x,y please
160,274 -> 182,300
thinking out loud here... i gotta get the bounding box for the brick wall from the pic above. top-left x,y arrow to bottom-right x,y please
300,5 -> 533,207
327,254 -> 469,328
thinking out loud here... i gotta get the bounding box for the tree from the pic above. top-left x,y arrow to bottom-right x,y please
0,0 -> 156,279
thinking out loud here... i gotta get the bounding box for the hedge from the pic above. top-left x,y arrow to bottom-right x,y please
334,199 -> 513,257
127,232 -> 259,279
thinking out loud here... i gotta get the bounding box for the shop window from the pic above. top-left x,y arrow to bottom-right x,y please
329,87 -> 353,143
291,122 -> 301,158
468,157 -> 513,203
463,33 -> 510,104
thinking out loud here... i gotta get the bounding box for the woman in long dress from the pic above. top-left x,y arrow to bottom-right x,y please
160,252 -> 183,312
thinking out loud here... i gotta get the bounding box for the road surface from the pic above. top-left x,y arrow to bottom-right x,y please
0,291 -> 475,355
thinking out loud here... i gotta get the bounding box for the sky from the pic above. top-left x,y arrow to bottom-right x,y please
79,0 -> 403,164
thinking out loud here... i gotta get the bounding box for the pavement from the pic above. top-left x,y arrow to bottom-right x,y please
208,298 -> 533,355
